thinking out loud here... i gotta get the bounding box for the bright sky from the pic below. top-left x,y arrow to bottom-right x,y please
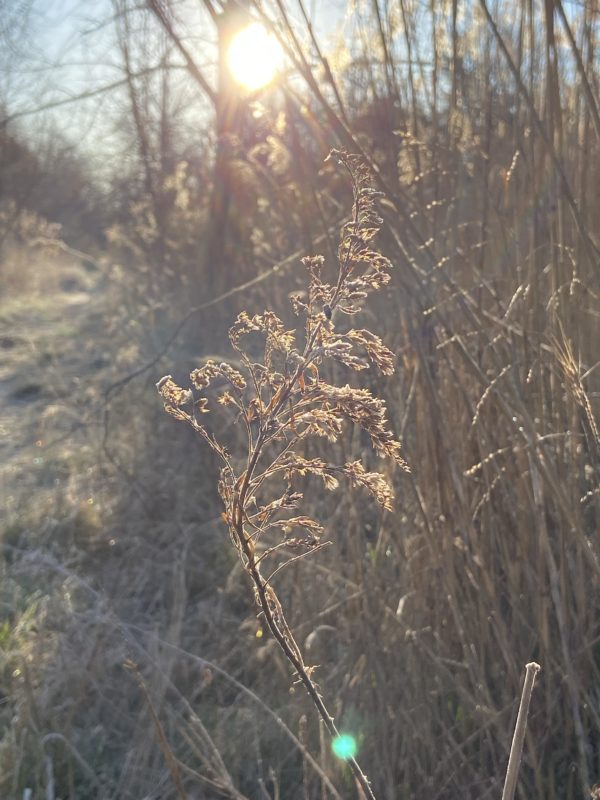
2,0 -> 350,157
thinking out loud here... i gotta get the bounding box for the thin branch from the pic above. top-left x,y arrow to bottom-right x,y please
146,0 -> 217,106
265,541 -> 332,585
0,65 -> 185,127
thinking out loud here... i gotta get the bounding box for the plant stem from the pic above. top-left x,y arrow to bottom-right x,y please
231,470 -> 378,800
501,662 -> 541,800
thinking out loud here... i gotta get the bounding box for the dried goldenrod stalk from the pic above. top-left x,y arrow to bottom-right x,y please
158,150 -> 409,800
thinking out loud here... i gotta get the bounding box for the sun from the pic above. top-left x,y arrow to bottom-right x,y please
227,22 -> 283,91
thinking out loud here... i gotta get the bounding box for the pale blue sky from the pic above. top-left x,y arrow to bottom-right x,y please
2,0 -> 351,170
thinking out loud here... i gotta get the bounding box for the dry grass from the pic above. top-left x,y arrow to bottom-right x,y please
1,0 -> 599,798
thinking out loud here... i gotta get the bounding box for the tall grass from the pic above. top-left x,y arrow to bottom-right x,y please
195,1 -> 599,796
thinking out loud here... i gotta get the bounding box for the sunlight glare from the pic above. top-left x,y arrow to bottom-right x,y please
332,733 -> 357,761
227,22 -> 283,91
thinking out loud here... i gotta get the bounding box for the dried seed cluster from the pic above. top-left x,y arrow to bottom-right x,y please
158,151 -> 408,547
157,150 -> 408,800
158,150 -> 408,558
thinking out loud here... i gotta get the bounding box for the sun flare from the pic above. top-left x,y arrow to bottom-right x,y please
227,22 -> 283,91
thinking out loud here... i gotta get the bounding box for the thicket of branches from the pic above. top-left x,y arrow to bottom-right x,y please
1,1 -> 599,798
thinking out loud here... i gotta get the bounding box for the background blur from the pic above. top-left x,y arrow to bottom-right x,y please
1,1 -> 599,798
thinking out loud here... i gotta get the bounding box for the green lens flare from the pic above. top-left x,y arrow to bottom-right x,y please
332,733 -> 357,761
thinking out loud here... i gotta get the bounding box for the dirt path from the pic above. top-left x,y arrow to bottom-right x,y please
0,253 -> 106,529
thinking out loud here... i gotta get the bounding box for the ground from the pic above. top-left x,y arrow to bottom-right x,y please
0,249 -> 107,538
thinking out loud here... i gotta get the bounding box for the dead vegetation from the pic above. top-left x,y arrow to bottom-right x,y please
0,0 -> 599,798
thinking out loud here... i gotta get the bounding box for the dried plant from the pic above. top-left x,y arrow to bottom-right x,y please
157,150 -> 408,800
501,662 -> 541,800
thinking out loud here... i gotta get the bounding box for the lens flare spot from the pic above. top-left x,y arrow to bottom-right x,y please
332,733 -> 357,761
